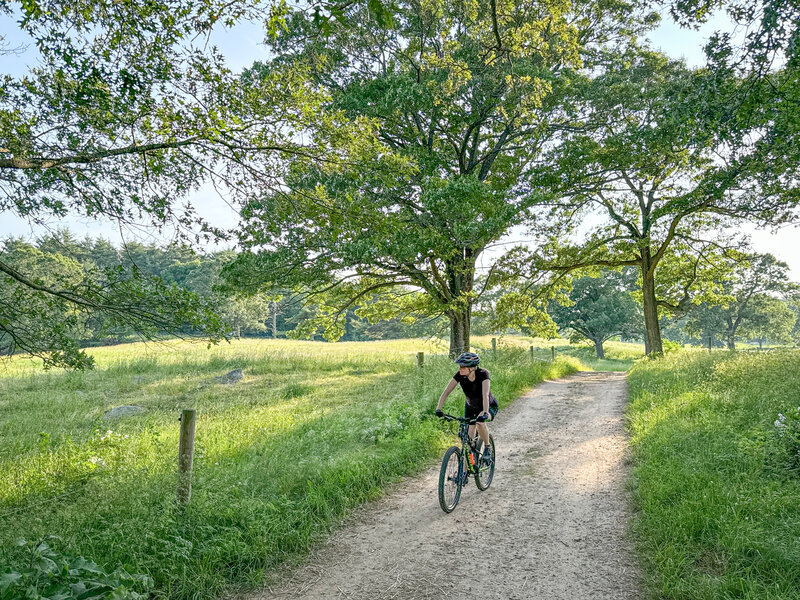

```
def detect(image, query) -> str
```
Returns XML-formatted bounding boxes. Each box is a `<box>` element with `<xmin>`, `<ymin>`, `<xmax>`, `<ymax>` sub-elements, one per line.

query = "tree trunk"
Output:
<box><xmin>443</xmin><ymin>250</ymin><xmax>476</xmax><ymax>358</ymax></box>
<box><xmin>726</xmin><ymin>316</ymin><xmax>735</xmax><ymax>350</ymax></box>
<box><xmin>641</xmin><ymin>249</ymin><xmax>663</xmax><ymax>355</ymax></box>
<box><xmin>448</xmin><ymin>310</ymin><xmax>471</xmax><ymax>358</ymax></box>
<box><xmin>594</xmin><ymin>338</ymin><xmax>605</xmax><ymax>359</ymax></box>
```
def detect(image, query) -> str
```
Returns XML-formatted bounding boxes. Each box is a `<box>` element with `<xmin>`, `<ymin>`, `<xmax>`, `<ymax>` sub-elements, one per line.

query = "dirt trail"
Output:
<box><xmin>250</xmin><ymin>371</ymin><xmax>641</xmax><ymax>600</ymax></box>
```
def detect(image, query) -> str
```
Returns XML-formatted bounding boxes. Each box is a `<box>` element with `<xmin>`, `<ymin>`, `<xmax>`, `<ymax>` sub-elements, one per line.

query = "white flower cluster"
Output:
<box><xmin>773</xmin><ymin>408</ymin><xmax>800</xmax><ymax>434</ymax></box>
<box><xmin>775</xmin><ymin>413</ymin><xmax>786</xmax><ymax>430</ymax></box>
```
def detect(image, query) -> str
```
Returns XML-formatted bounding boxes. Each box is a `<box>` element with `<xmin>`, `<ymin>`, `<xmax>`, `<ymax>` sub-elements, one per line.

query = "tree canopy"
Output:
<box><xmin>224</xmin><ymin>0</ymin><xmax>656</xmax><ymax>356</ymax></box>
<box><xmin>550</xmin><ymin>270</ymin><xmax>642</xmax><ymax>358</ymax></box>
<box><xmin>0</xmin><ymin>0</ymin><xmax>359</xmax><ymax>366</ymax></box>
<box><xmin>527</xmin><ymin>49</ymin><xmax>799</xmax><ymax>354</ymax></box>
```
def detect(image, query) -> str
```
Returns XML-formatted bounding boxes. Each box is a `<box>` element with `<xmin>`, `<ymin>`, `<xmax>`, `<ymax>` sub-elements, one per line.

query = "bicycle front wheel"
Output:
<box><xmin>475</xmin><ymin>435</ymin><xmax>495</xmax><ymax>491</ymax></box>
<box><xmin>438</xmin><ymin>446</ymin><xmax>463</xmax><ymax>513</ymax></box>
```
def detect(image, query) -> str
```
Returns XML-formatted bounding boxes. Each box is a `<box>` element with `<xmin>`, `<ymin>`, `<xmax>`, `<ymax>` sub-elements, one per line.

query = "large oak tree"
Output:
<box><xmin>226</xmin><ymin>0</ymin><xmax>655</xmax><ymax>356</ymax></box>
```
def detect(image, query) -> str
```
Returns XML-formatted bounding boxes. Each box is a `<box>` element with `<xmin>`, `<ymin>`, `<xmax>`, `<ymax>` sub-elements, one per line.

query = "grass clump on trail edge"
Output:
<box><xmin>628</xmin><ymin>350</ymin><xmax>800</xmax><ymax>600</ymax></box>
<box><xmin>0</xmin><ymin>338</ymin><xmax>579</xmax><ymax>600</ymax></box>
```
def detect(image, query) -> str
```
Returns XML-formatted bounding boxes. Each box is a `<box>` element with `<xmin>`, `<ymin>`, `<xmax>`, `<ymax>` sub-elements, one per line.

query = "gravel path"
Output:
<box><xmin>248</xmin><ymin>371</ymin><xmax>641</xmax><ymax>600</ymax></box>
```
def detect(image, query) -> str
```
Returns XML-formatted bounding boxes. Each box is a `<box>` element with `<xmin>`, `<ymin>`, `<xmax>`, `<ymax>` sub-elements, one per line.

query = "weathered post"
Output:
<box><xmin>417</xmin><ymin>351</ymin><xmax>424</xmax><ymax>368</ymax></box>
<box><xmin>530</xmin><ymin>346</ymin><xmax>534</xmax><ymax>359</ymax></box>
<box><xmin>551</xmin><ymin>346</ymin><xmax>555</xmax><ymax>361</ymax></box>
<box><xmin>177</xmin><ymin>409</ymin><xmax>196</xmax><ymax>506</ymax></box>
<box><xmin>491</xmin><ymin>338</ymin><xmax>497</xmax><ymax>354</ymax></box>
<box><xmin>708</xmin><ymin>336</ymin><xmax>712</xmax><ymax>353</ymax></box>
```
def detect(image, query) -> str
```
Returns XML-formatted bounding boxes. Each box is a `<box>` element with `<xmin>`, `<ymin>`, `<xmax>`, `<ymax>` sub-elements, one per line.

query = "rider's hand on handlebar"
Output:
<box><xmin>435</xmin><ymin>409</ymin><xmax>444</xmax><ymax>417</ymax></box>
<box><xmin>477</xmin><ymin>411</ymin><xmax>490</xmax><ymax>422</ymax></box>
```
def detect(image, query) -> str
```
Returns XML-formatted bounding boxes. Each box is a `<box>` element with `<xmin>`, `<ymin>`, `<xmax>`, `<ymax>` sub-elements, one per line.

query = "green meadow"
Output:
<box><xmin>476</xmin><ymin>334</ymin><xmax>644</xmax><ymax>372</ymax></box>
<box><xmin>0</xmin><ymin>337</ymin><xmax>583</xmax><ymax>599</ymax></box>
<box><xmin>628</xmin><ymin>350</ymin><xmax>800</xmax><ymax>599</ymax></box>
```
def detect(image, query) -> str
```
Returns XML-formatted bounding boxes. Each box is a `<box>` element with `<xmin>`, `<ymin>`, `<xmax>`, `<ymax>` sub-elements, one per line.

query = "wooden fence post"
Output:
<box><xmin>551</xmin><ymin>346</ymin><xmax>555</xmax><ymax>361</ymax></box>
<box><xmin>177</xmin><ymin>409</ymin><xmax>196</xmax><ymax>506</ymax></box>
<box><xmin>708</xmin><ymin>336</ymin><xmax>712</xmax><ymax>353</ymax></box>
<box><xmin>530</xmin><ymin>346</ymin><xmax>534</xmax><ymax>359</ymax></box>
<box><xmin>417</xmin><ymin>351</ymin><xmax>424</xmax><ymax>368</ymax></box>
<box><xmin>491</xmin><ymin>338</ymin><xmax>497</xmax><ymax>354</ymax></box>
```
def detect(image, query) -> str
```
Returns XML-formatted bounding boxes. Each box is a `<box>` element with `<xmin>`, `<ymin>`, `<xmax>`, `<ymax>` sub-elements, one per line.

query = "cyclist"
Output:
<box><xmin>435</xmin><ymin>351</ymin><xmax>498</xmax><ymax>464</ymax></box>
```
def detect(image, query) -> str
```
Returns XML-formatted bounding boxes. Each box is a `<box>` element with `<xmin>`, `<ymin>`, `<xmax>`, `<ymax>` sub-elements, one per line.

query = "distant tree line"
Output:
<box><xmin>0</xmin><ymin>230</ymin><xmax>450</xmax><ymax>357</ymax></box>
<box><xmin>6</xmin><ymin>230</ymin><xmax>795</xmax><ymax>362</ymax></box>
<box><xmin>553</xmin><ymin>257</ymin><xmax>800</xmax><ymax>357</ymax></box>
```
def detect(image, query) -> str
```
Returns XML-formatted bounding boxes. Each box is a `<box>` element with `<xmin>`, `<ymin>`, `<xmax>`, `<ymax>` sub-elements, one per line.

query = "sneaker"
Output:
<box><xmin>481</xmin><ymin>447</ymin><xmax>493</xmax><ymax>464</ymax></box>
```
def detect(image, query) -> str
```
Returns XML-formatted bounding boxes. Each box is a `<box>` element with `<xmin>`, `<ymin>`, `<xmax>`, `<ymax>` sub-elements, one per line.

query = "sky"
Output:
<box><xmin>2</xmin><ymin>7</ymin><xmax>799</xmax><ymax>277</ymax></box>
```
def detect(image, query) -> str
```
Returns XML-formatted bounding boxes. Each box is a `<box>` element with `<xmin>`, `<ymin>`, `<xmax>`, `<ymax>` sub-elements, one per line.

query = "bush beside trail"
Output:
<box><xmin>628</xmin><ymin>350</ymin><xmax>800</xmax><ymax>600</ymax></box>
<box><xmin>0</xmin><ymin>338</ymin><xmax>580</xmax><ymax>600</ymax></box>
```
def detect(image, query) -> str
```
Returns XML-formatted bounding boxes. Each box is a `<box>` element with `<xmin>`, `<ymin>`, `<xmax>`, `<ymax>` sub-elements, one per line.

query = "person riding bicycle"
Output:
<box><xmin>435</xmin><ymin>351</ymin><xmax>498</xmax><ymax>464</ymax></box>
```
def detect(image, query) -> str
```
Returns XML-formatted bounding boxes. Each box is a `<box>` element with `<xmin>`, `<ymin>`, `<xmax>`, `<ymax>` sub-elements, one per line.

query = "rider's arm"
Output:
<box><xmin>482</xmin><ymin>378</ymin><xmax>491</xmax><ymax>415</ymax></box>
<box><xmin>436</xmin><ymin>378</ymin><xmax>459</xmax><ymax>411</ymax></box>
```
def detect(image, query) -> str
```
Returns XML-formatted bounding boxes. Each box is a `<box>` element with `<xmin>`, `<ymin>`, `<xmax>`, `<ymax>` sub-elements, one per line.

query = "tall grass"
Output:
<box><xmin>471</xmin><ymin>334</ymin><xmax>644</xmax><ymax>371</ymax></box>
<box><xmin>0</xmin><ymin>338</ymin><xmax>580</xmax><ymax>599</ymax></box>
<box><xmin>628</xmin><ymin>350</ymin><xmax>800</xmax><ymax>599</ymax></box>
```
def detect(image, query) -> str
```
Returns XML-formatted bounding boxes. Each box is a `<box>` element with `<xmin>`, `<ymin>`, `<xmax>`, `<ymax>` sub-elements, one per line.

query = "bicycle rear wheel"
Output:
<box><xmin>474</xmin><ymin>435</ymin><xmax>495</xmax><ymax>491</ymax></box>
<box><xmin>438</xmin><ymin>446</ymin><xmax>463</xmax><ymax>513</ymax></box>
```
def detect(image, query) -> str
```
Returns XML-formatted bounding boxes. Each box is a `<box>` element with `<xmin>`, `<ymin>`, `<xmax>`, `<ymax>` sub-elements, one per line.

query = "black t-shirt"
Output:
<box><xmin>453</xmin><ymin>367</ymin><xmax>497</xmax><ymax>408</ymax></box>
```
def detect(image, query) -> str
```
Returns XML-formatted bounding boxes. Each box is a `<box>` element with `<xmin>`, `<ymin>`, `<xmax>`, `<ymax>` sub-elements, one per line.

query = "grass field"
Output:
<box><xmin>0</xmin><ymin>337</ymin><xmax>583</xmax><ymax>599</ymax></box>
<box><xmin>472</xmin><ymin>334</ymin><xmax>644</xmax><ymax>371</ymax></box>
<box><xmin>628</xmin><ymin>350</ymin><xmax>800</xmax><ymax>599</ymax></box>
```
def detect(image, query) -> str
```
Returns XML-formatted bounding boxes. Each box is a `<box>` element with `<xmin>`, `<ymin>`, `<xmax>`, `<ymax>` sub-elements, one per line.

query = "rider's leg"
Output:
<box><xmin>476</xmin><ymin>422</ymin><xmax>490</xmax><ymax>448</ymax></box>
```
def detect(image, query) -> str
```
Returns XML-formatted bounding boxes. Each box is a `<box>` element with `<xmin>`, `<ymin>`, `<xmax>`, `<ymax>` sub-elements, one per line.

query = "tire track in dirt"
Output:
<box><xmin>247</xmin><ymin>371</ymin><xmax>641</xmax><ymax>600</ymax></box>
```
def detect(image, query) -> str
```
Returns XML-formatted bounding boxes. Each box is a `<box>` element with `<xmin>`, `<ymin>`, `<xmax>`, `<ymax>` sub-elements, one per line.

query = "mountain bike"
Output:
<box><xmin>437</xmin><ymin>414</ymin><xmax>495</xmax><ymax>513</ymax></box>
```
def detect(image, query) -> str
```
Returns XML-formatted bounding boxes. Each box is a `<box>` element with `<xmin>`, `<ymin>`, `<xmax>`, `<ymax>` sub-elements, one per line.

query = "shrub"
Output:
<box><xmin>0</xmin><ymin>538</ymin><xmax>152</xmax><ymax>600</ymax></box>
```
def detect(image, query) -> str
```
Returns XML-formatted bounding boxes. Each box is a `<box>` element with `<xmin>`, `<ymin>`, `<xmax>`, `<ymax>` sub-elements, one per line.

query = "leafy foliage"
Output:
<box><xmin>529</xmin><ymin>49</ymin><xmax>799</xmax><ymax>354</ymax></box>
<box><xmin>683</xmin><ymin>253</ymin><xmax>795</xmax><ymax>349</ymax></box>
<box><xmin>738</xmin><ymin>294</ymin><xmax>797</xmax><ymax>347</ymax></box>
<box><xmin>0</xmin><ymin>0</ymin><xmax>371</xmax><ymax>367</ymax></box>
<box><xmin>0</xmin><ymin>537</ymin><xmax>151</xmax><ymax>600</ymax></box>
<box><xmin>226</xmin><ymin>0</ymin><xmax>655</xmax><ymax>356</ymax></box>
<box><xmin>0</xmin><ymin>238</ymin><xmax>227</xmax><ymax>369</ymax></box>
<box><xmin>549</xmin><ymin>270</ymin><xmax>642</xmax><ymax>358</ymax></box>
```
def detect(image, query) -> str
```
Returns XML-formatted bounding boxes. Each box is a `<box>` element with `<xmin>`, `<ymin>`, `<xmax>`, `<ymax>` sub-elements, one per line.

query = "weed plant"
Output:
<box><xmin>628</xmin><ymin>350</ymin><xmax>800</xmax><ymax>599</ymax></box>
<box><xmin>0</xmin><ymin>338</ymin><xmax>579</xmax><ymax>599</ymax></box>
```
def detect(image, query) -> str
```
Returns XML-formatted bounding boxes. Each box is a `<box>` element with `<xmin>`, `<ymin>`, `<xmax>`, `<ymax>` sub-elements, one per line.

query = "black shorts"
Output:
<box><xmin>464</xmin><ymin>401</ymin><xmax>498</xmax><ymax>421</ymax></box>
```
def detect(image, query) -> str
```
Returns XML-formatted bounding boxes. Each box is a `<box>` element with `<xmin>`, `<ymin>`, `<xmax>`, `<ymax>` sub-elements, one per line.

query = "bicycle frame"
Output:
<box><xmin>438</xmin><ymin>413</ymin><xmax>495</xmax><ymax>512</ymax></box>
<box><xmin>443</xmin><ymin>415</ymin><xmax>489</xmax><ymax>483</ymax></box>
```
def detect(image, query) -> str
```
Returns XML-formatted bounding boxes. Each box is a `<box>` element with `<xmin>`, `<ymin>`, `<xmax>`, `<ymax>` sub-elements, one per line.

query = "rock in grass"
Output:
<box><xmin>214</xmin><ymin>369</ymin><xmax>243</xmax><ymax>384</ymax></box>
<box><xmin>103</xmin><ymin>405</ymin><xmax>146</xmax><ymax>419</ymax></box>
<box><xmin>131</xmin><ymin>375</ymin><xmax>147</xmax><ymax>385</ymax></box>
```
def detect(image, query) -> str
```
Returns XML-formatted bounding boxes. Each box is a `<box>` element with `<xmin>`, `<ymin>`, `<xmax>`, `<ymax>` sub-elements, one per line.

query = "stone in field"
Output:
<box><xmin>214</xmin><ymin>369</ymin><xmax>244</xmax><ymax>384</ymax></box>
<box><xmin>103</xmin><ymin>405</ymin><xmax>146</xmax><ymax>419</ymax></box>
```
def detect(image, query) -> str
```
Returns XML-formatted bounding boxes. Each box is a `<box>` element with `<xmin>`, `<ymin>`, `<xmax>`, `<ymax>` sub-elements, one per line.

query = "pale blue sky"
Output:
<box><xmin>1</xmin><ymin>7</ymin><xmax>798</xmax><ymax>276</ymax></box>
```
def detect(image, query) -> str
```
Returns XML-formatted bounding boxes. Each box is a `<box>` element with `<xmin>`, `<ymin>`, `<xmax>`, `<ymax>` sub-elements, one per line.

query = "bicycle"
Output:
<box><xmin>437</xmin><ymin>413</ymin><xmax>496</xmax><ymax>513</ymax></box>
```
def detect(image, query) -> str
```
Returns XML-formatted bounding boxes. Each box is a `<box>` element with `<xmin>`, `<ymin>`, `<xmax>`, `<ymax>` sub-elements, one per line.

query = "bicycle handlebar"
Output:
<box><xmin>438</xmin><ymin>413</ymin><xmax>489</xmax><ymax>424</ymax></box>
